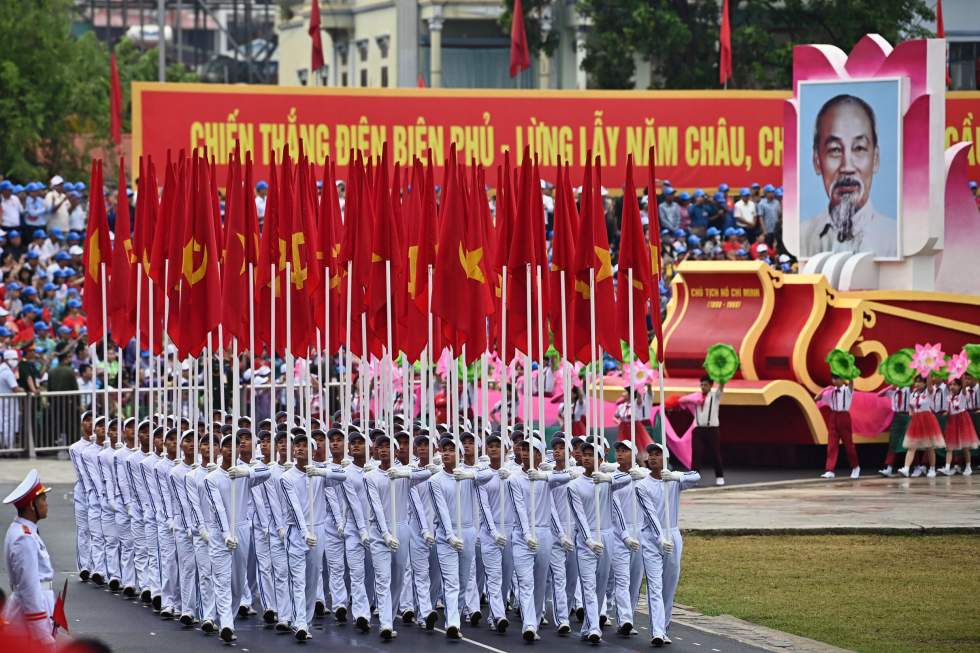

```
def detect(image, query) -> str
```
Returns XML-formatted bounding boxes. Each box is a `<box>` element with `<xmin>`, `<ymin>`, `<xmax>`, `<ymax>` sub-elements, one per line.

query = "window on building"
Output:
<box><xmin>360</xmin><ymin>69</ymin><xmax>368</xmax><ymax>87</ymax></box>
<box><xmin>381</xmin><ymin>66</ymin><xmax>389</xmax><ymax>87</ymax></box>
<box><xmin>342</xmin><ymin>72</ymin><xmax>348</xmax><ymax>86</ymax></box>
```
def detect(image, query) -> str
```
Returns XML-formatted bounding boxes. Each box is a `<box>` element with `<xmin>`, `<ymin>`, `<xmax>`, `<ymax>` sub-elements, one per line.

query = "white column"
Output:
<box><xmin>539</xmin><ymin>5</ymin><xmax>553</xmax><ymax>89</ymax></box>
<box><xmin>575</xmin><ymin>26</ymin><xmax>588</xmax><ymax>90</ymax></box>
<box><xmin>429</xmin><ymin>7</ymin><xmax>444</xmax><ymax>88</ymax></box>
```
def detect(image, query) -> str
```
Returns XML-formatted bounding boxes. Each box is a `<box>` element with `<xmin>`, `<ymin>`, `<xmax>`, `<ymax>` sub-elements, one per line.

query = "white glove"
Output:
<box><xmin>340</xmin><ymin>457</ymin><xmax>353</xmax><ymax>468</ymax></box>
<box><xmin>384</xmin><ymin>533</ymin><xmax>400</xmax><ymax>550</ymax></box>
<box><xmin>453</xmin><ymin>467</ymin><xmax>476</xmax><ymax>481</ymax></box>
<box><xmin>127</xmin><ymin>505</ymin><xmax>134</xmax><ymax>518</ymax></box>
<box><xmin>199</xmin><ymin>527</ymin><xmax>210</xmax><ymax>543</ymax></box>
<box><xmin>225</xmin><ymin>536</ymin><xmax>238</xmax><ymax>551</ymax></box>
<box><xmin>282</xmin><ymin>461</ymin><xmax>295</xmax><ymax>470</ymax></box>
<box><xmin>527</xmin><ymin>537</ymin><xmax>539</xmax><ymax>552</ymax></box>
<box><xmin>587</xmin><ymin>539</ymin><xmax>604</xmax><ymax>555</ymax></box>
<box><xmin>661</xmin><ymin>469</ymin><xmax>685</xmax><ymax>482</ymax></box>
<box><xmin>277</xmin><ymin>527</ymin><xmax>286</xmax><ymax>541</ymax></box>
<box><xmin>360</xmin><ymin>531</ymin><xmax>370</xmax><ymax>546</ymax></box>
<box><xmin>425</xmin><ymin>463</ymin><xmax>441</xmax><ymax>474</ymax></box>
<box><xmin>560</xmin><ymin>535</ymin><xmax>574</xmax><ymax>552</ymax></box>
<box><xmin>568</xmin><ymin>467</ymin><xmax>584</xmax><ymax>480</ymax></box>
<box><xmin>538</xmin><ymin>462</ymin><xmax>555</xmax><ymax>472</ymax></box>
<box><xmin>336</xmin><ymin>523</ymin><xmax>345</xmax><ymax>538</ymax></box>
<box><xmin>109</xmin><ymin>499</ymin><xmax>118</xmax><ymax>511</ymax></box>
<box><xmin>364</xmin><ymin>461</ymin><xmax>379</xmax><ymax>473</ymax></box>
<box><xmin>477</xmin><ymin>455</ymin><xmax>491</xmax><ymax>467</ymax></box>
<box><xmin>494</xmin><ymin>533</ymin><xmax>508</xmax><ymax>548</ymax></box>
<box><xmin>661</xmin><ymin>539</ymin><xmax>675</xmax><ymax>555</ymax></box>
<box><xmin>206</xmin><ymin>463</ymin><xmax>218</xmax><ymax>472</ymax></box>
<box><xmin>248</xmin><ymin>459</ymin><xmax>260</xmax><ymax>467</ymax></box>
<box><xmin>431</xmin><ymin>453</ymin><xmax>443</xmax><ymax>467</ymax></box>
<box><xmin>304</xmin><ymin>532</ymin><xmax>318</xmax><ymax>547</ymax></box>
<box><xmin>114</xmin><ymin>441</ymin><xmax>124</xmax><ymax>449</ymax></box>
<box><xmin>625</xmin><ymin>537</ymin><xmax>641</xmax><ymax>552</ymax></box>
<box><xmin>307</xmin><ymin>466</ymin><xmax>327</xmax><ymax>477</ymax></box>
<box><xmin>497</xmin><ymin>468</ymin><xmax>512</xmax><ymax>480</ymax></box>
<box><xmin>423</xmin><ymin>531</ymin><xmax>436</xmax><ymax>547</ymax></box>
<box><xmin>450</xmin><ymin>536</ymin><xmax>465</xmax><ymax>552</ymax></box>
<box><xmin>599</xmin><ymin>462</ymin><xmax>619</xmax><ymax>474</ymax></box>
<box><xmin>592</xmin><ymin>472</ymin><xmax>613</xmax><ymax>484</ymax></box>
<box><xmin>228</xmin><ymin>465</ymin><xmax>250</xmax><ymax>480</ymax></box>
<box><xmin>387</xmin><ymin>466</ymin><xmax>410</xmax><ymax>479</ymax></box>
<box><xmin>529</xmin><ymin>469</ymin><xmax>551</xmax><ymax>482</ymax></box>
<box><xmin>191</xmin><ymin>462</ymin><xmax>200</xmax><ymax>469</ymax></box>
<box><xmin>629</xmin><ymin>467</ymin><xmax>651</xmax><ymax>481</ymax></box>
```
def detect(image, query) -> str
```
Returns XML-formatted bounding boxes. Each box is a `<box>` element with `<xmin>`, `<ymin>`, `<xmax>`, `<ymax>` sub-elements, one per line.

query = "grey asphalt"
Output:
<box><xmin>0</xmin><ymin>482</ymin><xmax>771</xmax><ymax>653</ymax></box>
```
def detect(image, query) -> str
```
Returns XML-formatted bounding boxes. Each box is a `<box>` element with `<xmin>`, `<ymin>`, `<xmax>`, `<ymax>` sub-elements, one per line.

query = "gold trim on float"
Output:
<box><xmin>845</xmin><ymin>290</ymin><xmax>980</xmax><ymax>307</ymax></box>
<box><xmin>662</xmin><ymin>277</ymin><xmax>689</xmax><ymax>365</ymax></box>
<box><xmin>852</xmin><ymin>340</ymin><xmax>887</xmax><ymax>392</ymax></box>
<box><xmin>860</xmin><ymin>301</ymin><xmax>980</xmax><ymax>336</ymax></box>
<box><xmin>784</xmin><ymin>274</ymin><xmax>830</xmax><ymax>395</ymax></box>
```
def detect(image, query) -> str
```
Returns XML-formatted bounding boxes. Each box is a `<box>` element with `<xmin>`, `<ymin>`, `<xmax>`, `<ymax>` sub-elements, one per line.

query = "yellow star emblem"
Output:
<box><xmin>87</xmin><ymin>230</ymin><xmax>101</xmax><ymax>281</ymax></box>
<box><xmin>182</xmin><ymin>238</ymin><xmax>208</xmax><ymax>286</ymax></box>
<box><xmin>594</xmin><ymin>246</ymin><xmax>613</xmax><ymax>282</ymax></box>
<box><xmin>458</xmin><ymin>244</ymin><xmax>486</xmax><ymax>284</ymax></box>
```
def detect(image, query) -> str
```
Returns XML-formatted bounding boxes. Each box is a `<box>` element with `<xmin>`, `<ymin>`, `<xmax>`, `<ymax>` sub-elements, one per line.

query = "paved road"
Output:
<box><xmin>1</xmin><ymin>482</ymin><xmax>770</xmax><ymax>653</ymax></box>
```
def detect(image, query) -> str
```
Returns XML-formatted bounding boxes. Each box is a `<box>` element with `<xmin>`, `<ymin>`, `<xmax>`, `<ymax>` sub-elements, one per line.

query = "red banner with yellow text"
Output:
<box><xmin>133</xmin><ymin>83</ymin><xmax>980</xmax><ymax>190</ymax></box>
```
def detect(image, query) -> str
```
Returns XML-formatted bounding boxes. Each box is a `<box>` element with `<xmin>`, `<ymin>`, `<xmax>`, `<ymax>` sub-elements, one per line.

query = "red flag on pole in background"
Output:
<box><xmin>549</xmin><ymin>161</ymin><xmax>578</xmax><ymax>359</ymax></box>
<box><xmin>221</xmin><ymin>149</ymin><xmax>250</xmax><ymax>344</ymax></box>
<box><xmin>509</xmin><ymin>0</ymin><xmax>531</xmax><ymax>78</ymax></box>
<box><xmin>617</xmin><ymin>155</ymin><xmax>652</xmax><ymax>363</ymax></box>
<box><xmin>719</xmin><ymin>0</ymin><xmax>732</xmax><ymax>86</ymax></box>
<box><xmin>108</xmin><ymin>159</ymin><xmax>135</xmax><ymax>347</ymax></box>
<box><xmin>109</xmin><ymin>52</ymin><xmax>123</xmax><ymax>146</ymax></box>
<box><xmin>417</xmin><ymin>72</ymin><xmax>426</xmax><ymax>88</ymax></box>
<box><xmin>316</xmin><ymin>161</ymin><xmax>347</xmax><ymax>354</ymax></box>
<box><xmin>82</xmin><ymin>160</ymin><xmax>112</xmax><ymax>345</ymax></box>
<box><xmin>173</xmin><ymin>154</ymin><xmax>222</xmax><ymax>359</ymax></box>
<box><xmin>132</xmin><ymin>157</ymin><xmax>163</xmax><ymax>353</ymax></box>
<box><xmin>648</xmin><ymin>147</ymin><xmax>665</xmax><ymax>364</ymax></box>
<box><xmin>309</xmin><ymin>0</ymin><xmax>325</xmax><ymax>73</ymax></box>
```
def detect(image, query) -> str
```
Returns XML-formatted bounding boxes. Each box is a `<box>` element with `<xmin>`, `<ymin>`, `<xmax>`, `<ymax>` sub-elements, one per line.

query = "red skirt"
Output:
<box><xmin>572</xmin><ymin>419</ymin><xmax>586</xmax><ymax>436</ymax></box>
<box><xmin>903</xmin><ymin>412</ymin><xmax>945</xmax><ymax>450</ymax></box>
<box><xmin>944</xmin><ymin>412</ymin><xmax>980</xmax><ymax>450</ymax></box>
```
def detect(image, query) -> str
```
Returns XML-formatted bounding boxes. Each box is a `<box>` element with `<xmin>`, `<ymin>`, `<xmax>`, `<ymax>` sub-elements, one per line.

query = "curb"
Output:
<box><xmin>681</xmin><ymin>526</ymin><xmax>980</xmax><ymax>535</ymax></box>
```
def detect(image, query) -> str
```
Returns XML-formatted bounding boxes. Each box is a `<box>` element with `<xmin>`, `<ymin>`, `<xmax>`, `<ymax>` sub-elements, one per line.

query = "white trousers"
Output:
<box><xmin>251</xmin><ymin>526</ymin><xmax>276</xmax><ymax>613</ymax></box>
<box><xmin>102</xmin><ymin>506</ymin><xmax>120</xmax><ymax>582</ymax></box>
<box><xmin>130</xmin><ymin>516</ymin><xmax>148</xmax><ymax>592</ymax></box>
<box><xmin>370</xmin><ymin>521</ymin><xmax>410</xmax><ymax>629</ymax></box>
<box><xmin>408</xmin><ymin>526</ymin><xmax>440</xmax><ymax>618</ymax></box>
<box><xmin>192</xmin><ymin>532</ymin><xmax>216</xmax><ymax>623</ymax></box>
<box><xmin>512</xmin><ymin>527</ymin><xmax>554</xmax><ymax>632</ymax></box>
<box><xmin>144</xmin><ymin>518</ymin><xmax>160</xmax><ymax>596</ymax></box>
<box><xmin>478</xmin><ymin>529</ymin><xmax>513</xmax><ymax>624</ymax></box>
<box><xmin>575</xmin><ymin>529</ymin><xmax>613</xmax><ymax>638</ymax></box>
<box><xmin>547</xmin><ymin>537</ymin><xmax>570</xmax><ymax>627</ymax></box>
<box><xmin>174</xmin><ymin>528</ymin><xmax>197</xmax><ymax>616</ymax></box>
<box><xmin>318</xmin><ymin>522</ymin><xmax>348</xmax><ymax>612</ymax></box>
<box><xmin>73</xmin><ymin>489</ymin><xmax>91</xmax><ymax>573</ymax></box>
<box><xmin>156</xmin><ymin>520</ymin><xmax>178</xmax><ymax>610</ymax></box>
<box><xmin>434</xmin><ymin>526</ymin><xmax>475</xmax><ymax>630</ymax></box>
<box><xmin>609</xmin><ymin>534</ymin><xmax>642</xmax><ymax>627</ymax></box>
<box><xmin>638</xmin><ymin>530</ymin><xmax>666</xmax><ymax>637</ymax></box>
<box><xmin>209</xmin><ymin>527</ymin><xmax>248</xmax><ymax>631</ymax></box>
<box><xmin>268</xmin><ymin>529</ymin><xmax>293</xmax><ymax>624</ymax></box>
<box><xmin>343</xmin><ymin>530</ymin><xmax>371</xmax><ymax>621</ymax></box>
<box><xmin>661</xmin><ymin>528</ymin><xmax>683</xmax><ymax>632</ymax></box>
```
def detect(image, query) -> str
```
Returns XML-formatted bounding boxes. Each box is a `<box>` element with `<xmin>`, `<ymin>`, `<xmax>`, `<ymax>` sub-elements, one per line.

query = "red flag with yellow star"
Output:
<box><xmin>221</xmin><ymin>148</ymin><xmax>250</xmax><ymax>344</ymax></box>
<box><xmin>173</xmin><ymin>153</ymin><xmax>222</xmax><ymax>358</ymax></box>
<box><xmin>617</xmin><ymin>155</ymin><xmax>652</xmax><ymax>363</ymax></box>
<box><xmin>81</xmin><ymin>160</ymin><xmax>112</xmax><ymax>345</ymax></box>
<box><xmin>647</xmin><ymin>146</ymin><xmax>665</xmax><ymax>364</ymax></box>
<box><xmin>432</xmin><ymin>147</ymin><xmax>493</xmax><ymax>361</ymax></box>
<box><xmin>549</xmin><ymin>161</ymin><xmax>578</xmax><ymax>358</ymax></box>
<box><xmin>132</xmin><ymin>157</ymin><xmax>164</xmax><ymax>353</ymax></box>
<box><xmin>572</xmin><ymin>154</ymin><xmax>619</xmax><ymax>362</ymax></box>
<box><xmin>108</xmin><ymin>159</ymin><xmax>136</xmax><ymax>347</ymax></box>
<box><xmin>316</xmin><ymin>160</ymin><xmax>347</xmax><ymax>355</ymax></box>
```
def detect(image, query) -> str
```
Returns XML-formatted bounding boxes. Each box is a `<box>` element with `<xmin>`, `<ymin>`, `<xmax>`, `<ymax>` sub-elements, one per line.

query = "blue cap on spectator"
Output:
<box><xmin>663</xmin><ymin>187</ymin><xmax>675</xmax><ymax>196</ymax></box>
<box><xmin>692</xmin><ymin>248</ymin><xmax>703</xmax><ymax>257</ymax></box>
<box><xmin>775</xmin><ymin>188</ymin><xmax>783</xmax><ymax>198</ymax></box>
<box><xmin>34</xmin><ymin>321</ymin><xmax>48</xmax><ymax>331</ymax></box>
<box><xmin>75</xmin><ymin>182</ymin><xmax>86</xmax><ymax>191</ymax></box>
<box><xmin>678</xmin><ymin>191</ymin><xmax>690</xmax><ymax>201</ymax></box>
<box><xmin>673</xmin><ymin>229</ymin><xmax>686</xmax><ymax>238</ymax></box>
<box><xmin>13</xmin><ymin>184</ymin><xmax>24</xmax><ymax>193</ymax></box>
<box><xmin>36</xmin><ymin>269</ymin><xmax>46</xmax><ymax>279</ymax></box>
<box><xmin>26</xmin><ymin>251</ymin><xmax>39</xmax><ymax>260</ymax></box>
<box><xmin>8</xmin><ymin>230</ymin><xmax>20</xmax><ymax>239</ymax></box>
<box><xmin>256</xmin><ymin>180</ymin><xmax>269</xmax><ymax>191</ymax></box>
<box><xmin>5</xmin><ymin>282</ymin><xmax>19</xmax><ymax>292</ymax></box>
<box><xmin>763</xmin><ymin>184</ymin><xmax>775</xmax><ymax>193</ymax></box>
<box><xmin>660</xmin><ymin>228</ymin><xmax>670</xmax><ymax>236</ymax></box>
<box><xmin>724</xmin><ymin>227</ymin><xmax>737</xmax><ymax>237</ymax></box>
<box><xmin>63</xmin><ymin>182</ymin><xmax>75</xmax><ymax>192</ymax></box>
<box><xmin>735</xmin><ymin>227</ymin><xmax>746</xmax><ymax>236</ymax></box>
<box><xmin>67</xmin><ymin>299</ymin><xmax>82</xmax><ymax>309</ymax></box>
<box><xmin>713</xmin><ymin>191</ymin><xmax>725</xmax><ymax>202</ymax></box>
<box><xmin>79</xmin><ymin>326</ymin><xmax>88</xmax><ymax>334</ymax></box>
<box><xmin>0</xmin><ymin>181</ymin><xmax>12</xmax><ymax>192</ymax></box>
<box><xmin>736</xmin><ymin>248</ymin><xmax>748</xmax><ymax>256</ymax></box>
<box><xmin>52</xmin><ymin>270</ymin><xmax>65</xmax><ymax>279</ymax></box>
<box><xmin>970</xmin><ymin>180</ymin><xmax>978</xmax><ymax>190</ymax></box>
<box><xmin>751</xmin><ymin>182</ymin><xmax>760</xmax><ymax>189</ymax></box>
<box><xmin>0</xmin><ymin>327</ymin><xmax>10</xmax><ymax>337</ymax></box>
<box><xmin>57</xmin><ymin>325</ymin><xmax>71</xmax><ymax>336</ymax></box>
<box><xmin>50</xmin><ymin>228</ymin><xmax>63</xmax><ymax>239</ymax></box>
<box><xmin>22</xmin><ymin>304</ymin><xmax>38</xmax><ymax>314</ymax></box>
<box><xmin>24</xmin><ymin>182</ymin><xmax>36</xmax><ymax>192</ymax></box>
<box><xmin>22</xmin><ymin>287</ymin><xmax>36</xmax><ymax>296</ymax></box>
<box><xmin>739</xmin><ymin>188</ymin><xmax>750</xmax><ymax>197</ymax></box>
<box><xmin>693</xmin><ymin>189</ymin><xmax>704</xmax><ymax>198</ymax></box>
<box><xmin>706</xmin><ymin>227</ymin><xmax>720</xmax><ymax>238</ymax></box>
<box><xmin>718</xmin><ymin>183</ymin><xmax>730</xmax><ymax>192</ymax></box>
<box><xmin>67</xmin><ymin>288</ymin><xmax>79</xmax><ymax>297</ymax></box>
<box><xmin>63</xmin><ymin>267</ymin><xmax>75</xmax><ymax>276</ymax></box>
<box><xmin>68</xmin><ymin>191</ymin><xmax>81</xmax><ymax>199</ymax></box>
<box><xmin>687</xmin><ymin>235</ymin><xmax>701</xmax><ymax>246</ymax></box>
<box><xmin>43</xmin><ymin>282</ymin><xmax>56</xmax><ymax>292</ymax></box>
<box><xmin>67</xmin><ymin>231</ymin><xmax>81</xmax><ymax>242</ymax></box>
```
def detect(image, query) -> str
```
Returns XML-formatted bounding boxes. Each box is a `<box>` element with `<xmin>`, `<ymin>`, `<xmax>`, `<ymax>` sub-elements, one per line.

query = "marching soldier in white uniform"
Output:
<box><xmin>3</xmin><ymin>469</ymin><xmax>56</xmax><ymax>646</ymax></box>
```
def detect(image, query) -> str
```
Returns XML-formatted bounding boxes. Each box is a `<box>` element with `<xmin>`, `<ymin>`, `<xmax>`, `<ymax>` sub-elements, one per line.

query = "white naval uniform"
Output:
<box><xmin>168</xmin><ymin>460</ymin><xmax>198</xmax><ymax>617</ymax></box>
<box><xmin>334</xmin><ymin>463</ymin><xmax>372</xmax><ymax>623</ymax></box>
<box><xmin>204</xmin><ymin>463</ymin><xmax>270</xmax><ymax>632</ymax></box>
<box><xmin>97</xmin><ymin>441</ymin><xmax>122</xmax><ymax>583</ymax></box>
<box><xmin>123</xmin><ymin>446</ymin><xmax>149</xmax><ymax>593</ymax></box>
<box><xmin>68</xmin><ymin>437</ymin><xmax>92</xmax><ymax>575</ymax></box>
<box><xmin>281</xmin><ymin>464</ymin><xmax>329</xmax><ymax>630</ymax></box>
<box><xmin>609</xmin><ymin>473</ymin><xmax>643</xmax><ymax>629</ymax></box>
<box><xmin>567</xmin><ymin>472</ymin><xmax>630</xmax><ymax>639</ymax></box>
<box><xmin>633</xmin><ymin>477</ymin><xmax>668</xmax><ymax>637</ymax></box>
<box><xmin>112</xmin><ymin>444</ymin><xmax>136</xmax><ymax>590</ymax></box>
<box><xmin>475</xmin><ymin>465</ymin><xmax>515</xmax><ymax>626</ymax></box>
<box><xmin>406</xmin><ymin>464</ymin><xmax>440</xmax><ymax>621</ymax></box>
<box><xmin>429</xmin><ymin>467</ymin><xmax>478</xmax><ymax>630</ymax></box>
<box><xmin>508</xmin><ymin>469</ymin><xmax>571</xmax><ymax>634</ymax></box>
<box><xmin>153</xmin><ymin>454</ymin><xmax>179</xmax><ymax>612</ymax></box>
<box><xmin>3</xmin><ymin>517</ymin><xmax>56</xmax><ymax>644</ymax></box>
<box><xmin>135</xmin><ymin>451</ymin><xmax>161</xmax><ymax>598</ymax></box>
<box><xmin>550</xmin><ymin>463</ymin><xmax>581</xmax><ymax>623</ymax></box>
<box><xmin>187</xmin><ymin>462</ymin><xmax>217</xmax><ymax>623</ymax></box>
<box><xmin>660</xmin><ymin>471</ymin><xmax>699</xmax><ymax>632</ymax></box>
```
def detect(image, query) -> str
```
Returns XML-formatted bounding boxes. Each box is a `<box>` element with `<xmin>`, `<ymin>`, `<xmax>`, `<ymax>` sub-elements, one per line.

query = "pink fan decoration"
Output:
<box><xmin>946</xmin><ymin>350</ymin><xmax>969</xmax><ymax>381</ymax></box>
<box><xmin>911</xmin><ymin>343</ymin><xmax>945</xmax><ymax>377</ymax></box>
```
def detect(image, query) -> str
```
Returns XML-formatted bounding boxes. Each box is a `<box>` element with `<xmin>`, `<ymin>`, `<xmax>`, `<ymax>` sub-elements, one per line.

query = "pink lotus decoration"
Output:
<box><xmin>626</xmin><ymin>361</ymin><xmax>654</xmax><ymax>387</ymax></box>
<box><xmin>911</xmin><ymin>343</ymin><xmax>946</xmax><ymax>377</ymax></box>
<box><xmin>946</xmin><ymin>350</ymin><xmax>969</xmax><ymax>381</ymax></box>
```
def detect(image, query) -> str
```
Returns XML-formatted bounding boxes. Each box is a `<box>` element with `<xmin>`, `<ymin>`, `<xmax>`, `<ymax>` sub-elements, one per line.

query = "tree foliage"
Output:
<box><xmin>577</xmin><ymin>0</ymin><xmax>935</xmax><ymax>90</ymax></box>
<box><xmin>0</xmin><ymin>0</ymin><xmax>197</xmax><ymax>181</ymax></box>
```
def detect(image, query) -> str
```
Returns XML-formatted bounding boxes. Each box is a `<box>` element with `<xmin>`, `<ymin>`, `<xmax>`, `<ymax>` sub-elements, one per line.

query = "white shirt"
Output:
<box><xmin>824</xmin><ymin>385</ymin><xmax>853</xmax><ymax>412</ymax></box>
<box><xmin>68</xmin><ymin>204</ymin><xmax>86</xmax><ymax>232</ymax></box>
<box><xmin>44</xmin><ymin>190</ymin><xmax>70</xmax><ymax>231</ymax></box>
<box><xmin>1</xmin><ymin>195</ymin><xmax>23</xmax><ymax>228</ymax></box>
<box><xmin>3</xmin><ymin>517</ymin><xmax>55</xmax><ymax>644</ymax></box>
<box><xmin>734</xmin><ymin>199</ymin><xmax>757</xmax><ymax>229</ymax></box>
<box><xmin>694</xmin><ymin>388</ymin><xmax>722</xmax><ymax>426</ymax></box>
<box><xmin>255</xmin><ymin>195</ymin><xmax>267</xmax><ymax>219</ymax></box>
<box><xmin>0</xmin><ymin>363</ymin><xmax>18</xmax><ymax>393</ymax></box>
<box><xmin>800</xmin><ymin>201</ymin><xmax>896</xmax><ymax>258</ymax></box>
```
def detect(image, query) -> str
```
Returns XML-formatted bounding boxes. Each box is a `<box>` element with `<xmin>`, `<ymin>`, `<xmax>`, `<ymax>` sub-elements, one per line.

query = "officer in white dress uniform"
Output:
<box><xmin>3</xmin><ymin>469</ymin><xmax>56</xmax><ymax>646</ymax></box>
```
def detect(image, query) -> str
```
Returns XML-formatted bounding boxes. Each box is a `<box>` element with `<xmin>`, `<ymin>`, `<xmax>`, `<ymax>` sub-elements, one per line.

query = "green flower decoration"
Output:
<box><xmin>879</xmin><ymin>349</ymin><xmax>916</xmax><ymax>388</ymax></box>
<box><xmin>966</xmin><ymin>344</ymin><xmax>980</xmax><ymax>378</ymax></box>
<box><xmin>703</xmin><ymin>343</ymin><xmax>739</xmax><ymax>383</ymax></box>
<box><xmin>826</xmin><ymin>348</ymin><xmax>860</xmax><ymax>381</ymax></box>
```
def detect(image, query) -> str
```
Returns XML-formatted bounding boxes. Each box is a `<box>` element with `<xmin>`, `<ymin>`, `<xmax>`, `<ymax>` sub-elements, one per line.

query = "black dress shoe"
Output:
<box><xmin>79</xmin><ymin>570</ymin><xmax>90</xmax><ymax>582</ymax></box>
<box><xmin>140</xmin><ymin>589</ymin><xmax>152</xmax><ymax>603</ymax></box>
<box><xmin>263</xmin><ymin>609</ymin><xmax>276</xmax><ymax>624</ymax></box>
<box><xmin>496</xmin><ymin>617</ymin><xmax>509</xmax><ymax>634</ymax></box>
<box><xmin>314</xmin><ymin>600</ymin><xmax>326</xmax><ymax>618</ymax></box>
<box><xmin>92</xmin><ymin>573</ymin><xmax>105</xmax><ymax>586</ymax></box>
<box><xmin>355</xmin><ymin>616</ymin><xmax>370</xmax><ymax>632</ymax></box>
<box><xmin>446</xmin><ymin>625</ymin><xmax>461</xmax><ymax>640</ymax></box>
<box><xmin>469</xmin><ymin>611</ymin><xmax>482</xmax><ymax>627</ymax></box>
<box><xmin>425</xmin><ymin>610</ymin><xmax>438</xmax><ymax>631</ymax></box>
<box><xmin>123</xmin><ymin>586</ymin><xmax>136</xmax><ymax>598</ymax></box>
<box><xmin>237</xmin><ymin>605</ymin><xmax>249</xmax><ymax>618</ymax></box>
<box><xmin>617</xmin><ymin>622</ymin><xmax>633</xmax><ymax>637</ymax></box>
<box><xmin>108</xmin><ymin>579</ymin><xmax>121</xmax><ymax>592</ymax></box>
<box><xmin>152</xmin><ymin>595</ymin><xmax>162</xmax><ymax>611</ymax></box>
<box><xmin>381</xmin><ymin>627</ymin><xmax>393</xmax><ymax>641</ymax></box>
<box><xmin>402</xmin><ymin>609</ymin><xmax>415</xmax><ymax>624</ymax></box>
<box><xmin>335</xmin><ymin>606</ymin><xmax>348</xmax><ymax>623</ymax></box>
<box><xmin>220</xmin><ymin>627</ymin><xmax>236</xmax><ymax>643</ymax></box>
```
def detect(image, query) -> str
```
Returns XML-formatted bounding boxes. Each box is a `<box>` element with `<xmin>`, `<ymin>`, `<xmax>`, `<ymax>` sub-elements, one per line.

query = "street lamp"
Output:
<box><xmin>297</xmin><ymin>68</ymin><xmax>309</xmax><ymax>86</ymax></box>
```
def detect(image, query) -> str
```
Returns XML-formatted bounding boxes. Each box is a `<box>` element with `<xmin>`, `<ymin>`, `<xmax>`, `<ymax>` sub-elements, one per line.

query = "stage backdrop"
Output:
<box><xmin>131</xmin><ymin>83</ymin><xmax>980</xmax><ymax>191</ymax></box>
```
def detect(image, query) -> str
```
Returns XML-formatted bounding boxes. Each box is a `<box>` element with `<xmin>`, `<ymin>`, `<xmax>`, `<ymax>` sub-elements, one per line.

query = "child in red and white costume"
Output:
<box><xmin>897</xmin><ymin>376</ymin><xmax>946</xmax><ymax>478</ymax></box>
<box><xmin>941</xmin><ymin>377</ymin><xmax>979</xmax><ymax>476</ymax></box>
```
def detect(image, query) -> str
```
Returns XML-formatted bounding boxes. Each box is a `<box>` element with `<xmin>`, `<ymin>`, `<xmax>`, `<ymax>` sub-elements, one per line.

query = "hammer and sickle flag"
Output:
<box><xmin>81</xmin><ymin>159</ymin><xmax>113</xmax><ymax>345</ymax></box>
<box><xmin>616</xmin><ymin>155</ymin><xmax>653</xmax><ymax>363</ymax></box>
<box><xmin>174</xmin><ymin>153</ymin><xmax>222</xmax><ymax>359</ymax></box>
